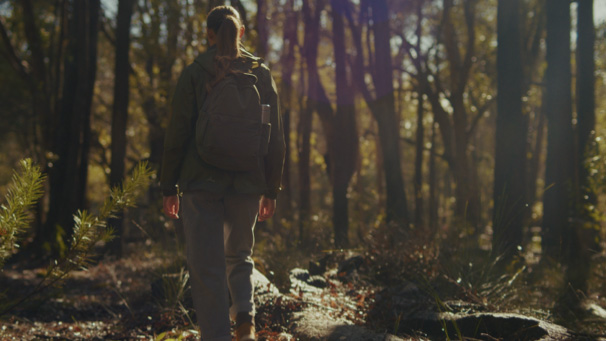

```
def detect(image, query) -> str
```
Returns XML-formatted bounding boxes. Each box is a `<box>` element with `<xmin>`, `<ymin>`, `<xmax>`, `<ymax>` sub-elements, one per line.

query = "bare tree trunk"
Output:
<box><xmin>330</xmin><ymin>0</ymin><xmax>358</xmax><ymax>248</ymax></box>
<box><xmin>576</xmin><ymin>1</ymin><xmax>596</xmax><ymax>161</ymax></box>
<box><xmin>298</xmin><ymin>1</ymin><xmax>314</xmax><ymax>243</ymax></box>
<box><xmin>294</xmin><ymin>37</ymin><xmax>310</xmax><ymax>244</ymax></box>
<box><xmin>277</xmin><ymin>0</ymin><xmax>297</xmax><ymax>232</ymax></box>
<box><xmin>44</xmin><ymin>0</ymin><xmax>100</xmax><ymax>252</ymax></box>
<box><xmin>527</xmin><ymin>109</ymin><xmax>545</xmax><ymax>215</ymax></box>
<box><xmin>413</xmin><ymin>0</ymin><xmax>425</xmax><ymax>229</ymax></box>
<box><xmin>428</xmin><ymin>122</ymin><xmax>439</xmax><ymax>233</ymax></box>
<box><xmin>298</xmin><ymin>102</ymin><xmax>312</xmax><ymax>245</ymax></box>
<box><xmin>402</xmin><ymin>0</ymin><xmax>484</xmax><ymax>231</ymax></box>
<box><xmin>560</xmin><ymin>0</ymin><xmax>596</xmax><ymax>308</ymax></box>
<box><xmin>256</xmin><ymin>0</ymin><xmax>269</xmax><ymax>58</ymax></box>
<box><xmin>542</xmin><ymin>0</ymin><xmax>573</xmax><ymax>262</ymax></box>
<box><xmin>108</xmin><ymin>0</ymin><xmax>135</xmax><ymax>257</ymax></box>
<box><xmin>414</xmin><ymin>91</ymin><xmax>424</xmax><ymax>229</ymax></box>
<box><xmin>493</xmin><ymin>0</ymin><xmax>526</xmax><ymax>258</ymax></box>
<box><xmin>134</xmin><ymin>1</ymin><xmax>184</xmax><ymax>224</ymax></box>
<box><xmin>521</xmin><ymin>0</ymin><xmax>546</xmax><ymax>225</ymax></box>
<box><xmin>299</xmin><ymin>0</ymin><xmax>324</xmax><ymax>246</ymax></box>
<box><xmin>368</xmin><ymin>0</ymin><xmax>409</xmax><ymax>226</ymax></box>
<box><xmin>574</xmin><ymin>0</ymin><xmax>598</xmax><ymax>255</ymax></box>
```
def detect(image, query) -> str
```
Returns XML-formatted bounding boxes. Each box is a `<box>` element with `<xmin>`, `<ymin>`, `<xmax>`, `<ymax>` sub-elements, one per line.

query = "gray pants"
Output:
<box><xmin>181</xmin><ymin>191</ymin><xmax>259</xmax><ymax>341</ymax></box>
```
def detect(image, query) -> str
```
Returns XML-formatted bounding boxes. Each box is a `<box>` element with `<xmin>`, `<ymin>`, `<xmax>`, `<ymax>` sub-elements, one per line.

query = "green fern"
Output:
<box><xmin>0</xmin><ymin>159</ymin><xmax>46</xmax><ymax>269</ymax></box>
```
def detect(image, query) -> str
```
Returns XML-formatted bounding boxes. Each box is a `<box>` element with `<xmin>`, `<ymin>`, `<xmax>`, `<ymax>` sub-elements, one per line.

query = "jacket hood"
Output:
<box><xmin>194</xmin><ymin>45</ymin><xmax>262</xmax><ymax>76</ymax></box>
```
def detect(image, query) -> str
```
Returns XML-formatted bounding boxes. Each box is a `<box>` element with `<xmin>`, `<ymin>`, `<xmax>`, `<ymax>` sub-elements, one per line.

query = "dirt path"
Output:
<box><xmin>1</xmin><ymin>246</ymin><xmax>602</xmax><ymax>340</ymax></box>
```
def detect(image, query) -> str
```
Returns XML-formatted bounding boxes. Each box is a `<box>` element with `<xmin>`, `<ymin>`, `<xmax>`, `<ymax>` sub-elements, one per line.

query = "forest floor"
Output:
<box><xmin>1</xmin><ymin>235</ymin><xmax>606</xmax><ymax>340</ymax></box>
<box><xmin>0</xmin><ymin>242</ymin><xmax>375</xmax><ymax>340</ymax></box>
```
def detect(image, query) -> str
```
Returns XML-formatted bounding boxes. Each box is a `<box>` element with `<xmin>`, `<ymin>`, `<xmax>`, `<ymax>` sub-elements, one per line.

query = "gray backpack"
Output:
<box><xmin>195</xmin><ymin>71</ymin><xmax>270</xmax><ymax>171</ymax></box>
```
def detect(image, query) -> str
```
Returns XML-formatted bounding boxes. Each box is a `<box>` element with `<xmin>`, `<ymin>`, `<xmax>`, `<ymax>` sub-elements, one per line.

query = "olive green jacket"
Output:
<box><xmin>160</xmin><ymin>46</ymin><xmax>285</xmax><ymax>199</ymax></box>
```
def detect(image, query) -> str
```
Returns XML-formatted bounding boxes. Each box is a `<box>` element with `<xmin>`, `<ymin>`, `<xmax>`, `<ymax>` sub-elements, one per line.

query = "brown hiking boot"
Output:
<box><xmin>235</xmin><ymin>321</ymin><xmax>256</xmax><ymax>341</ymax></box>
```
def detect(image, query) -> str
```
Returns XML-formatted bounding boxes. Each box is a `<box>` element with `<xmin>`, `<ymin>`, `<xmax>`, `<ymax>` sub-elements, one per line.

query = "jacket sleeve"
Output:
<box><xmin>160</xmin><ymin>65</ymin><xmax>199</xmax><ymax>196</ymax></box>
<box><xmin>263</xmin><ymin>69</ymin><xmax>286</xmax><ymax>199</ymax></box>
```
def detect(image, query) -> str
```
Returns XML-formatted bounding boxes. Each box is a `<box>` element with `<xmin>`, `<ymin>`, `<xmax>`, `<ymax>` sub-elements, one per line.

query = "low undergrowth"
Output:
<box><xmin>361</xmin><ymin>222</ymin><xmax>606</xmax><ymax>338</ymax></box>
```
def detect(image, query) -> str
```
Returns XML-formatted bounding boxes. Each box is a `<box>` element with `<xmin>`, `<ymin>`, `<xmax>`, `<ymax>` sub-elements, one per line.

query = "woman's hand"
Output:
<box><xmin>163</xmin><ymin>195</ymin><xmax>180</xmax><ymax>219</ymax></box>
<box><xmin>258</xmin><ymin>196</ymin><xmax>276</xmax><ymax>222</ymax></box>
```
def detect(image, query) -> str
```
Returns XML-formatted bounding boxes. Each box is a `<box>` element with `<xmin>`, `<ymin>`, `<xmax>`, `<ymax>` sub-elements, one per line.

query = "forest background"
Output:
<box><xmin>1</xmin><ymin>0</ymin><xmax>606</xmax><ymax>338</ymax></box>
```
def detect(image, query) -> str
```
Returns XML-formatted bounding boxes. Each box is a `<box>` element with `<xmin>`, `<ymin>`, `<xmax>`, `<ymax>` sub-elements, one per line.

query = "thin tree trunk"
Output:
<box><xmin>44</xmin><ymin>0</ymin><xmax>100</xmax><ymax>251</ymax></box>
<box><xmin>108</xmin><ymin>0</ymin><xmax>135</xmax><ymax>257</ymax></box>
<box><xmin>428</xmin><ymin>122</ymin><xmax>439</xmax><ymax>234</ymax></box>
<box><xmin>346</xmin><ymin>0</ymin><xmax>408</xmax><ymax>225</ymax></box>
<box><xmin>493</xmin><ymin>0</ymin><xmax>526</xmax><ymax>258</ymax></box>
<box><xmin>561</xmin><ymin>0</ymin><xmax>596</xmax><ymax>306</ymax></box>
<box><xmin>299</xmin><ymin>0</ymin><xmax>327</xmax><ymax>246</ymax></box>
<box><xmin>375</xmin><ymin>126</ymin><xmax>385</xmax><ymax>212</ymax></box>
<box><xmin>18</xmin><ymin>0</ymin><xmax>54</xmax><ymax>237</ymax></box>
<box><xmin>295</xmin><ymin>43</ymin><xmax>310</xmax><ymax>245</ymax></box>
<box><xmin>405</xmin><ymin>0</ymin><xmax>483</xmax><ymax>230</ymax></box>
<box><xmin>413</xmin><ymin>0</ymin><xmax>425</xmax><ymax>229</ymax></box>
<box><xmin>330</xmin><ymin>0</ymin><xmax>358</xmax><ymax>248</ymax></box>
<box><xmin>576</xmin><ymin>1</ymin><xmax>595</xmax><ymax>159</ymax></box>
<box><xmin>542</xmin><ymin>0</ymin><xmax>573</xmax><ymax>262</ymax></box>
<box><xmin>414</xmin><ymin>91</ymin><xmax>425</xmax><ymax>229</ymax></box>
<box><xmin>278</xmin><ymin>0</ymin><xmax>297</xmax><ymax>220</ymax></box>
<box><xmin>77</xmin><ymin>0</ymin><xmax>100</xmax><ymax>217</ymax></box>
<box><xmin>575</xmin><ymin>0</ymin><xmax>598</xmax><ymax>251</ymax></box>
<box><xmin>368</xmin><ymin>0</ymin><xmax>409</xmax><ymax>226</ymax></box>
<box><xmin>521</xmin><ymin>0</ymin><xmax>546</xmax><ymax>226</ymax></box>
<box><xmin>298</xmin><ymin>101</ymin><xmax>312</xmax><ymax>245</ymax></box>
<box><xmin>256</xmin><ymin>0</ymin><xmax>268</xmax><ymax>58</ymax></box>
<box><xmin>527</xmin><ymin>109</ymin><xmax>545</xmax><ymax>214</ymax></box>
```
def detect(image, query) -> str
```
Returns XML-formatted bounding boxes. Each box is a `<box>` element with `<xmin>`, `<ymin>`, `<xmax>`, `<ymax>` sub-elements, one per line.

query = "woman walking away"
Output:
<box><xmin>160</xmin><ymin>5</ymin><xmax>285</xmax><ymax>341</ymax></box>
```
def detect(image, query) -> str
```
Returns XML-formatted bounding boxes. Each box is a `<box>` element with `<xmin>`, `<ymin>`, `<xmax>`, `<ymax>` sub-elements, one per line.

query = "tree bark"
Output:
<box><xmin>428</xmin><ymin>122</ymin><xmax>439</xmax><ymax>233</ymax></box>
<box><xmin>256</xmin><ymin>0</ymin><xmax>269</xmax><ymax>58</ymax></box>
<box><xmin>330</xmin><ymin>0</ymin><xmax>358</xmax><ymax>248</ymax></box>
<box><xmin>135</xmin><ymin>0</ymin><xmax>183</xmax><ymax>214</ymax></box>
<box><xmin>493</xmin><ymin>0</ymin><xmax>526</xmax><ymax>258</ymax></box>
<box><xmin>576</xmin><ymin>1</ymin><xmax>595</xmax><ymax>159</ymax></box>
<box><xmin>560</xmin><ymin>0</ymin><xmax>596</xmax><ymax>304</ymax></box>
<box><xmin>299</xmin><ymin>0</ymin><xmax>325</xmax><ymax>245</ymax></box>
<box><xmin>298</xmin><ymin>101</ymin><xmax>312</xmax><ymax>245</ymax></box>
<box><xmin>520</xmin><ymin>0</ymin><xmax>546</xmax><ymax>224</ymax></box>
<box><xmin>396</xmin><ymin>0</ymin><xmax>485</xmax><ymax>229</ymax></box>
<box><xmin>277</xmin><ymin>0</ymin><xmax>297</xmax><ymax>230</ymax></box>
<box><xmin>527</xmin><ymin>108</ymin><xmax>545</xmax><ymax>219</ymax></box>
<box><xmin>413</xmin><ymin>0</ymin><xmax>425</xmax><ymax>229</ymax></box>
<box><xmin>108</xmin><ymin>0</ymin><xmax>135</xmax><ymax>257</ymax></box>
<box><xmin>542</xmin><ymin>0</ymin><xmax>573</xmax><ymax>262</ymax></box>
<box><xmin>414</xmin><ymin>91</ymin><xmax>424</xmax><ymax>229</ymax></box>
<box><xmin>369</xmin><ymin>0</ymin><xmax>409</xmax><ymax>226</ymax></box>
<box><xmin>44</xmin><ymin>0</ymin><xmax>100</xmax><ymax>251</ymax></box>
<box><xmin>345</xmin><ymin>0</ymin><xmax>409</xmax><ymax>226</ymax></box>
<box><xmin>575</xmin><ymin>0</ymin><xmax>597</xmax><ymax>250</ymax></box>
<box><xmin>298</xmin><ymin>4</ymin><xmax>313</xmax><ymax>243</ymax></box>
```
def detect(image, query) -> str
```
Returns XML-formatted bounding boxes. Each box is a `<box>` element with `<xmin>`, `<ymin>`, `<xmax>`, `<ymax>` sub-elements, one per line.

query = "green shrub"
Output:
<box><xmin>0</xmin><ymin>159</ymin><xmax>45</xmax><ymax>269</ymax></box>
<box><xmin>0</xmin><ymin>160</ymin><xmax>152</xmax><ymax>316</ymax></box>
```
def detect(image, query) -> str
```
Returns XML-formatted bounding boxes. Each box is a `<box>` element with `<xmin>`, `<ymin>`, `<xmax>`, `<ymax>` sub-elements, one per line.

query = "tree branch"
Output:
<box><xmin>402</xmin><ymin>136</ymin><xmax>448</xmax><ymax>161</ymax></box>
<box><xmin>0</xmin><ymin>18</ymin><xmax>29</xmax><ymax>81</ymax></box>
<box><xmin>20</xmin><ymin>0</ymin><xmax>47</xmax><ymax>85</ymax></box>
<box><xmin>460</xmin><ymin>0</ymin><xmax>477</xmax><ymax>92</ymax></box>
<box><xmin>467</xmin><ymin>95</ymin><xmax>495</xmax><ymax>136</ymax></box>
<box><xmin>441</xmin><ymin>0</ymin><xmax>462</xmax><ymax>92</ymax></box>
<box><xmin>99</xmin><ymin>10</ymin><xmax>116</xmax><ymax>46</ymax></box>
<box><xmin>344</xmin><ymin>0</ymin><xmax>374</xmax><ymax>106</ymax></box>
